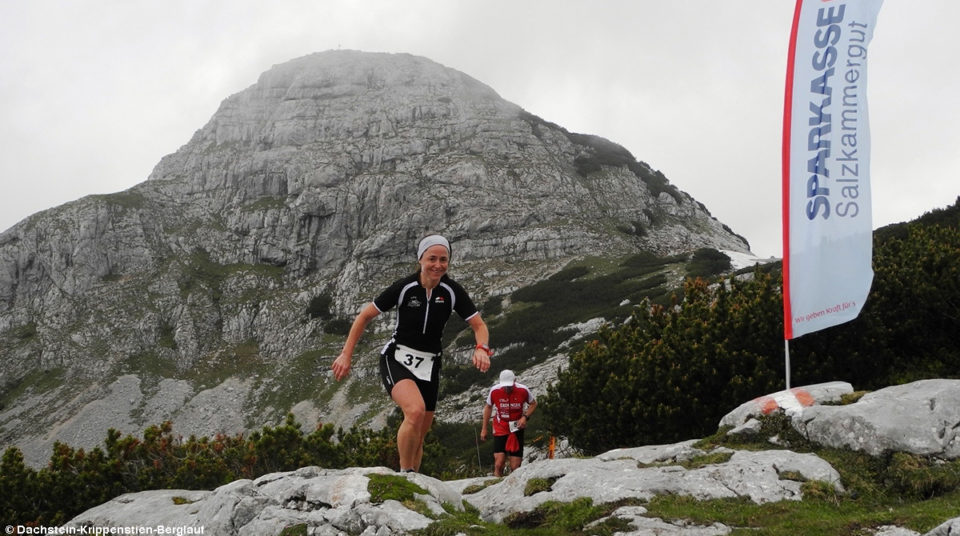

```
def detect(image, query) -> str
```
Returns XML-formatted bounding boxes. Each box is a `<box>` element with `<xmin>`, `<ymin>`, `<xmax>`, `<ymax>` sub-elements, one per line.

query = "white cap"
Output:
<box><xmin>417</xmin><ymin>234</ymin><xmax>450</xmax><ymax>260</ymax></box>
<box><xmin>499</xmin><ymin>369</ymin><xmax>516</xmax><ymax>386</ymax></box>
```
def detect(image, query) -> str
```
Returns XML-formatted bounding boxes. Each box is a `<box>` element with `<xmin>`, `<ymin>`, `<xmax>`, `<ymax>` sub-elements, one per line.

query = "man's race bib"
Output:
<box><xmin>393</xmin><ymin>344</ymin><xmax>437</xmax><ymax>382</ymax></box>
<box><xmin>509</xmin><ymin>420</ymin><xmax>522</xmax><ymax>433</ymax></box>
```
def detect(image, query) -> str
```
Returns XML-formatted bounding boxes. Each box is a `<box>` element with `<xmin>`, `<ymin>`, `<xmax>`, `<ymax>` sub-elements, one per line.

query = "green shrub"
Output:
<box><xmin>686</xmin><ymin>248</ymin><xmax>732</xmax><ymax>278</ymax></box>
<box><xmin>542</xmin><ymin>271</ymin><xmax>783</xmax><ymax>454</ymax></box>
<box><xmin>306</xmin><ymin>294</ymin><xmax>333</xmax><ymax>319</ymax></box>
<box><xmin>0</xmin><ymin>414</ymin><xmax>399</xmax><ymax>525</ymax></box>
<box><xmin>324</xmin><ymin>318</ymin><xmax>352</xmax><ymax>336</ymax></box>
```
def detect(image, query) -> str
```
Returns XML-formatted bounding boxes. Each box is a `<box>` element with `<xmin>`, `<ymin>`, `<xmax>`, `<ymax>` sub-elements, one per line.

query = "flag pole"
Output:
<box><xmin>784</xmin><ymin>340</ymin><xmax>791</xmax><ymax>389</ymax></box>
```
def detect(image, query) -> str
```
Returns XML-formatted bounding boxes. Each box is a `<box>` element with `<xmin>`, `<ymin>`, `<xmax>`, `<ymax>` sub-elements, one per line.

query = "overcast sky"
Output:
<box><xmin>1</xmin><ymin>1</ymin><xmax>957</xmax><ymax>259</ymax></box>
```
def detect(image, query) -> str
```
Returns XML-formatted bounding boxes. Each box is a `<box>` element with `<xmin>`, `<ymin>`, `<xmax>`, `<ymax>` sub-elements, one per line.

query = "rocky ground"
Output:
<box><xmin>65</xmin><ymin>379</ymin><xmax>960</xmax><ymax>535</ymax></box>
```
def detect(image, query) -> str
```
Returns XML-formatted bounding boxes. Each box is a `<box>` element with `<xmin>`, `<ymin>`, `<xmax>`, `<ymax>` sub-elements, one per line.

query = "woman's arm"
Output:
<box><xmin>467</xmin><ymin>314</ymin><xmax>491</xmax><ymax>373</ymax></box>
<box><xmin>332</xmin><ymin>303</ymin><xmax>380</xmax><ymax>381</ymax></box>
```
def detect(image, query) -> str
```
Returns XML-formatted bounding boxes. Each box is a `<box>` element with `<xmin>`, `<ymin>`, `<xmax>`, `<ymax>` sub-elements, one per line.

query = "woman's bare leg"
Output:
<box><xmin>391</xmin><ymin>380</ymin><xmax>428</xmax><ymax>471</ymax></box>
<box><xmin>411</xmin><ymin>410</ymin><xmax>434</xmax><ymax>471</ymax></box>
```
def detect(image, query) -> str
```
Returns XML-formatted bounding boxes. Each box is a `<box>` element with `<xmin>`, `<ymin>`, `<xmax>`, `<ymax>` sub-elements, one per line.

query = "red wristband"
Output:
<box><xmin>476</xmin><ymin>343</ymin><xmax>494</xmax><ymax>357</ymax></box>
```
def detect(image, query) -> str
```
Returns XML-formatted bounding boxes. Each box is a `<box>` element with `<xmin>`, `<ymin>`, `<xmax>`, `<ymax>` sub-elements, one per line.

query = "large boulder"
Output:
<box><xmin>719</xmin><ymin>381</ymin><xmax>854</xmax><ymax>428</ymax></box>
<box><xmin>720</xmin><ymin>380</ymin><xmax>960</xmax><ymax>460</ymax></box>
<box><xmin>792</xmin><ymin>379</ymin><xmax>960</xmax><ymax>459</ymax></box>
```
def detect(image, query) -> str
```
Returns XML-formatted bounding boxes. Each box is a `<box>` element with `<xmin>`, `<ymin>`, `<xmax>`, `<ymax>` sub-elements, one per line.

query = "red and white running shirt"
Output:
<box><xmin>486</xmin><ymin>382</ymin><xmax>535</xmax><ymax>436</ymax></box>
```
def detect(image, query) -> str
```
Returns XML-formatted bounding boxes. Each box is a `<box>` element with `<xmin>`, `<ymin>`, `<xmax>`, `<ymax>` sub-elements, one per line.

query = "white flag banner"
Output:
<box><xmin>782</xmin><ymin>0</ymin><xmax>882</xmax><ymax>339</ymax></box>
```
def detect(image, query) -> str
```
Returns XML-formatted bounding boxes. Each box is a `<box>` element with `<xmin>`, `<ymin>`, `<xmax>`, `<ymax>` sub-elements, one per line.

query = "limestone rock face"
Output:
<box><xmin>0</xmin><ymin>50</ymin><xmax>749</xmax><ymax>465</ymax></box>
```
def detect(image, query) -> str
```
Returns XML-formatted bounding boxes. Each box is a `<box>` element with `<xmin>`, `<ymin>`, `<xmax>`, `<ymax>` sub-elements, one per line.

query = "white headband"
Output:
<box><xmin>417</xmin><ymin>234</ymin><xmax>450</xmax><ymax>260</ymax></box>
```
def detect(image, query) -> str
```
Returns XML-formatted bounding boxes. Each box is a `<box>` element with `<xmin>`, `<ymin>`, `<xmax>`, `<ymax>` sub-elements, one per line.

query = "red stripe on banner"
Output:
<box><xmin>781</xmin><ymin>0</ymin><xmax>804</xmax><ymax>341</ymax></box>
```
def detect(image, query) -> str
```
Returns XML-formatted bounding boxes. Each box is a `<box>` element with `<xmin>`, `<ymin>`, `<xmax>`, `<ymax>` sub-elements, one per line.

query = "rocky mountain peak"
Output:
<box><xmin>144</xmin><ymin>49</ymin><xmax>748</xmax><ymax>276</ymax></box>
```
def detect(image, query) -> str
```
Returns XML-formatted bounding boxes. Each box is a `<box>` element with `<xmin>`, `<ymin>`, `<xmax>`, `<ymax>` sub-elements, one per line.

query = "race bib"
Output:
<box><xmin>393</xmin><ymin>344</ymin><xmax>437</xmax><ymax>382</ymax></box>
<box><xmin>509</xmin><ymin>420</ymin><xmax>522</xmax><ymax>433</ymax></box>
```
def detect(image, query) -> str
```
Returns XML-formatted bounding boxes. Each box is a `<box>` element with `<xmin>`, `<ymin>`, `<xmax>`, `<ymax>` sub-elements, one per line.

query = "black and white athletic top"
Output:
<box><xmin>373</xmin><ymin>272</ymin><xmax>479</xmax><ymax>354</ymax></box>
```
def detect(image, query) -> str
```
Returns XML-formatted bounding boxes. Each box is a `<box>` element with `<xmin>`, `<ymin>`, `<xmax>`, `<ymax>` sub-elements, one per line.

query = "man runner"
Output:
<box><xmin>480</xmin><ymin>369</ymin><xmax>537</xmax><ymax>476</ymax></box>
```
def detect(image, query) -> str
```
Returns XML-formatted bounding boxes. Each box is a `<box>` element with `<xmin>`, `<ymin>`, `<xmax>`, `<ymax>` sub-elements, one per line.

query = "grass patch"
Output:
<box><xmin>254</xmin><ymin>348</ymin><xmax>345</xmax><ymax>422</ymax></box>
<box><xmin>190</xmin><ymin>339</ymin><xmax>266</xmax><ymax>389</ymax></box>
<box><xmin>414</xmin><ymin>501</ymin><xmax>489</xmax><ymax>536</ymax></box>
<box><xmin>176</xmin><ymin>249</ymin><xmax>284</xmax><ymax>302</ymax></box>
<box><xmin>643</xmin><ymin>489</ymin><xmax>959</xmax><ymax>535</ymax></box>
<box><xmin>524</xmin><ymin>477</ymin><xmax>557</xmax><ymax>496</ymax></box>
<box><xmin>839</xmin><ymin>391</ymin><xmax>869</xmax><ymax>405</ymax></box>
<box><xmin>118</xmin><ymin>351</ymin><xmax>179</xmax><ymax>379</ymax></box>
<box><xmin>677</xmin><ymin>450</ymin><xmax>734</xmax><ymax>470</ymax></box>
<box><xmin>242</xmin><ymin>196</ymin><xmax>286</xmax><ymax>212</ymax></box>
<box><xmin>368</xmin><ymin>472</ymin><xmax>429</xmax><ymax>504</ymax></box>
<box><xmin>462</xmin><ymin>478</ymin><xmax>502</xmax><ymax>495</ymax></box>
<box><xmin>278</xmin><ymin>524</ymin><xmax>307</xmax><ymax>536</ymax></box>
<box><xmin>0</xmin><ymin>368</ymin><xmax>66</xmax><ymax>408</ymax></box>
<box><xmin>417</xmin><ymin>495</ymin><xmax>642</xmax><ymax>535</ymax></box>
<box><xmin>883</xmin><ymin>452</ymin><xmax>960</xmax><ymax>499</ymax></box>
<box><xmin>91</xmin><ymin>191</ymin><xmax>147</xmax><ymax>210</ymax></box>
<box><xmin>505</xmin><ymin>497</ymin><xmax>642</xmax><ymax>533</ymax></box>
<box><xmin>9</xmin><ymin>322</ymin><xmax>38</xmax><ymax>342</ymax></box>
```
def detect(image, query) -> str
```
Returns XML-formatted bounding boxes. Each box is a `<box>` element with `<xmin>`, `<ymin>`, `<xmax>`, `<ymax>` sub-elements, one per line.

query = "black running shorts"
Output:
<box><xmin>379</xmin><ymin>343</ymin><xmax>442</xmax><ymax>411</ymax></box>
<box><xmin>493</xmin><ymin>430</ymin><xmax>525</xmax><ymax>457</ymax></box>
